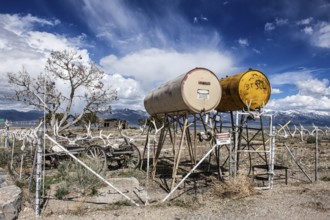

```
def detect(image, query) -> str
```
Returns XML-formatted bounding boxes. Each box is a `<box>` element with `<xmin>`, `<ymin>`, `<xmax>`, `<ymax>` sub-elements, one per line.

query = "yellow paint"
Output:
<box><xmin>216</xmin><ymin>69</ymin><xmax>271</xmax><ymax>112</ymax></box>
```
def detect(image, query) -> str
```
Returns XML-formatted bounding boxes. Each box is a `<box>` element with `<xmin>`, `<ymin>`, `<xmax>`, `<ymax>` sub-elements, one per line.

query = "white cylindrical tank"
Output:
<box><xmin>144</xmin><ymin>68</ymin><xmax>222</xmax><ymax>116</ymax></box>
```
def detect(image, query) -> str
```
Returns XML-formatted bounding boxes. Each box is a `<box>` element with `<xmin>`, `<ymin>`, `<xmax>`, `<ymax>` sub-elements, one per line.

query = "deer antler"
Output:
<box><xmin>118</xmin><ymin>120</ymin><xmax>147</xmax><ymax>143</ymax></box>
<box><xmin>243</xmin><ymin>99</ymin><xmax>265</xmax><ymax>119</ymax></box>
<box><xmin>311</xmin><ymin>124</ymin><xmax>324</xmax><ymax>136</ymax></box>
<box><xmin>277</xmin><ymin>124</ymin><xmax>289</xmax><ymax>138</ymax></box>
<box><xmin>150</xmin><ymin>119</ymin><xmax>164</xmax><ymax>143</ymax></box>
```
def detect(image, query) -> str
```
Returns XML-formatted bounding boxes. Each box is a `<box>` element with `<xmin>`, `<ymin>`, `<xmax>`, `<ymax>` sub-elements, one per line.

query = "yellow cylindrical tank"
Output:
<box><xmin>216</xmin><ymin>69</ymin><xmax>271</xmax><ymax>112</ymax></box>
<box><xmin>144</xmin><ymin>68</ymin><xmax>222</xmax><ymax>116</ymax></box>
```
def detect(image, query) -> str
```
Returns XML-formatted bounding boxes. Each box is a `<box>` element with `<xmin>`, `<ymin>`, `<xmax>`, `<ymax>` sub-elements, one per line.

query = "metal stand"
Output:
<box><xmin>233</xmin><ymin>112</ymin><xmax>275</xmax><ymax>189</ymax></box>
<box><xmin>149</xmin><ymin>111</ymin><xmax>216</xmax><ymax>192</ymax></box>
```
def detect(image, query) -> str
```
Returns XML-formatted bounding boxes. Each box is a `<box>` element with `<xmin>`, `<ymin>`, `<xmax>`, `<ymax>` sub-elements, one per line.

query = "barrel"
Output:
<box><xmin>144</xmin><ymin>68</ymin><xmax>222</xmax><ymax>116</ymax></box>
<box><xmin>216</xmin><ymin>69</ymin><xmax>271</xmax><ymax>112</ymax></box>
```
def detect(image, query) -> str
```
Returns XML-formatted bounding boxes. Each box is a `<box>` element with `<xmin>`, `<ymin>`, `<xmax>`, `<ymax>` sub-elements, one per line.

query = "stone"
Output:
<box><xmin>0</xmin><ymin>175</ymin><xmax>8</xmax><ymax>188</ymax></box>
<box><xmin>79</xmin><ymin>177</ymin><xmax>145</xmax><ymax>204</ymax></box>
<box><xmin>0</xmin><ymin>185</ymin><xmax>22</xmax><ymax>220</ymax></box>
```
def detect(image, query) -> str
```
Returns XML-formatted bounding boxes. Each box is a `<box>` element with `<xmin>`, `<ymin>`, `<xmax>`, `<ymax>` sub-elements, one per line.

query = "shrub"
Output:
<box><xmin>321</xmin><ymin>176</ymin><xmax>330</xmax><ymax>182</ymax></box>
<box><xmin>306</xmin><ymin>135</ymin><xmax>316</xmax><ymax>144</ymax></box>
<box><xmin>0</xmin><ymin>149</ymin><xmax>10</xmax><ymax>167</ymax></box>
<box><xmin>55</xmin><ymin>185</ymin><xmax>69</xmax><ymax>199</ymax></box>
<box><xmin>55</xmin><ymin>157</ymin><xmax>104</xmax><ymax>196</ymax></box>
<box><xmin>211</xmin><ymin>174</ymin><xmax>256</xmax><ymax>199</ymax></box>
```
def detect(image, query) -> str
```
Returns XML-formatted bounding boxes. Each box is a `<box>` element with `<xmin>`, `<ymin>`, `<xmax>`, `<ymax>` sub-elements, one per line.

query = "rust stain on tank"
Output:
<box><xmin>216</xmin><ymin>69</ymin><xmax>271</xmax><ymax>112</ymax></box>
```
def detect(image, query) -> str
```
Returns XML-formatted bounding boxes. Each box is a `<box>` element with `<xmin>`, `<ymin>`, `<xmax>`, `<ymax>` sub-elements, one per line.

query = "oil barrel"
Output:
<box><xmin>144</xmin><ymin>67</ymin><xmax>222</xmax><ymax>115</ymax></box>
<box><xmin>216</xmin><ymin>69</ymin><xmax>271</xmax><ymax>112</ymax></box>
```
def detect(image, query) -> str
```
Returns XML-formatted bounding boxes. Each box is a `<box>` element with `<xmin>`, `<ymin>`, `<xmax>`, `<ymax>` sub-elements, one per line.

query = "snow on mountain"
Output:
<box><xmin>0</xmin><ymin>108</ymin><xmax>329</xmax><ymax>128</ymax></box>
<box><xmin>265</xmin><ymin>109</ymin><xmax>330</xmax><ymax>127</ymax></box>
<box><xmin>103</xmin><ymin>108</ymin><xmax>149</xmax><ymax>126</ymax></box>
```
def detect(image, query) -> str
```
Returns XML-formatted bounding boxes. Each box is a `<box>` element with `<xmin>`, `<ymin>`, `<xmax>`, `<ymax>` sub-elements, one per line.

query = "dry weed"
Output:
<box><xmin>67</xmin><ymin>201</ymin><xmax>89</xmax><ymax>216</ymax></box>
<box><xmin>210</xmin><ymin>174</ymin><xmax>256</xmax><ymax>199</ymax></box>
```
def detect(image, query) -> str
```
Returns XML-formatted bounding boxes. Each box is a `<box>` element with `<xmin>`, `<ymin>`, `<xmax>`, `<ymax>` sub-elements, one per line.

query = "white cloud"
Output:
<box><xmin>265</xmin><ymin>17</ymin><xmax>288</xmax><ymax>32</ymax></box>
<box><xmin>238</xmin><ymin>38</ymin><xmax>249</xmax><ymax>47</ymax></box>
<box><xmin>312</xmin><ymin>21</ymin><xmax>330</xmax><ymax>48</ymax></box>
<box><xmin>100</xmin><ymin>48</ymin><xmax>235</xmax><ymax>93</ymax></box>
<box><xmin>252</xmin><ymin>48</ymin><xmax>261</xmax><ymax>54</ymax></box>
<box><xmin>297</xmin><ymin>17</ymin><xmax>313</xmax><ymax>26</ymax></box>
<box><xmin>275</xmin><ymin>18</ymin><xmax>288</xmax><ymax>26</ymax></box>
<box><xmin>79</xmin><ymin>0</ymin><xmax>223</xmax><ymax>53</ymax></box>
<box><xmin>265</xmin><ymin>22</ymin><xmax>275</xmax><ymax>31</ymax></box>
<box><xmin>0</xmin><ymin>14</ymin><xmax>87</xmax><ymax>73</ymax></box>
<box><xmin>100</xmin><ymin>48</ymin><xmax>236</xmax><ymax>110</ymax></box>
<box><xmin>271</xmin><ymin>88</ymin><xmax>282</xmax><ymax>94</ymax></box>
<box><xmin>0</xmin><ymin>13</ymin><xmax>90</xmax><ymax>111</ymax></box>
<box><xmin>296</xmin><ymin>78</ymin><xmax>330</xmax><ymax>96</ymax></box>
<box><xmin>0</xmin><ymin>100</ymin><xmax>36</xmax><ymax>112</ymax></box>
<box><xmin>268</xmin><ymin>95</ymin><xmax>330</xmax><ymax>111</ymax></box>
<box><xmin>72</xmin><ymin>0</ymin><xmax>239</xmax><ymax>110</ymax></box>
<box><xmin>302</xmin><ymin>26</ymin><xmax>313</xmax><ymax>35</ymax></box>
<box><xmin>103</xmin><ymin>73</ymin><xmax>144</xmax><ymax>110</ymax></box>
<box><xmin>268</xmin><ymin>69</ymin><xmax>330</xmax><ymax>112</ymax></box>
<box><xmin>257</xmin><ymin>63</ymin><xmax>267</xmax><ymax>68</ymax></box>
<box><xmin>298</xmin><ymin>20</ymin><xmax>330</xmax><ymax>48</ymax></box>
<box><xmin>269</xmin><ymin>69</ymin><xmax>313</xmax><ymax>85</ymax></box>
<box><xmin>0</xmin><ymin>13</ymin><xmax>59</xmax><ymax>35</ymax></box>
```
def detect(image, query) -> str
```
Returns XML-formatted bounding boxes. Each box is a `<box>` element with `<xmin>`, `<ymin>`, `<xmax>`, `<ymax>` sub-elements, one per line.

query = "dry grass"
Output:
<box><xmin>66</xmin><ymin>201</ymin><xmax>89</xmax><ymax>216</ymax></box>
<box><xmin>210</xmin><ymin>174</ymin><xmax>256</xmax><ymax>199</ymax></box>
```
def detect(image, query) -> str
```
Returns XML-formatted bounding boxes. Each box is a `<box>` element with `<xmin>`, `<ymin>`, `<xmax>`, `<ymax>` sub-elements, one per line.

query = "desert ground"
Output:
<box><xmin>1</xmin><ymin>125</ymin><xmax>329</xmax><ymax>220</ymax></box>
<box><xmin>11</xmin><ymin>127</ymin><xmax>330</xmax><ymax>220</ymax></box>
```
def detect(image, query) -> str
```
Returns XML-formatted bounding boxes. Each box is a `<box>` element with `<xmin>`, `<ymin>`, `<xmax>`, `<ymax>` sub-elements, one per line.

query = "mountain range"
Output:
<box><xmin>0</xmin><ymin>109</ymin><xmax>329</xmax><ymax>128</ymax></box>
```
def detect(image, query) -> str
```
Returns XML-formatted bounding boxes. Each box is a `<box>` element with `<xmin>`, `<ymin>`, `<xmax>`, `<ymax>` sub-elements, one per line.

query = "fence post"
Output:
<box><xmin>35</xmin><ymin>127</ymin><xmax>43</xmax><ymax>217</ymax></box>
<box><xmin>315</xmin><ymin>127</ymin><xmax>319</xmax><ymax>182</ymax></box>
<box><xmin>4</xmin><ymin>120</ymin><xmax>9</xmax><ymax>148</ymax></box>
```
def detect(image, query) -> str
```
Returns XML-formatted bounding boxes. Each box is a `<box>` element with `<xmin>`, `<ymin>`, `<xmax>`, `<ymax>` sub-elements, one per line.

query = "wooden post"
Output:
<box><xmin>171</xmin><ymin>114</ymin><xmax>188</xmax><ymax>190</ymax></box>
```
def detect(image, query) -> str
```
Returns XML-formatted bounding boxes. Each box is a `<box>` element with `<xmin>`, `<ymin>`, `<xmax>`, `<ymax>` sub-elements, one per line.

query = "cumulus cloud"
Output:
<box><xmin>0</xmin><ymin>13</ymin><xmax>90</xmax><ymax>111</ymax></box>
<box><xmin>302</xmin><ymin>26</ymin><xmax>313</xmax><ymax>35</ymax></box>
<box><xmin>268</xmin><ymin>69</ymin><xmax>330</xmax><ymax>111</ymax></box>
<box><xmin>0</xmin><ymin>13</ymin><xmax>88</xmax><ymax>73</ymax></box>
<box><xmin>0</xmin><ymin>1</ymin><xmax>237</xmax><ymax>112</ymax></box>
<box><xmin>296</xmin><ymin>78</ymin><xmax>330</xmax><ymax>96</ymax></box>
<box><xmin>268</xmin><ymin>95</ymin><xmax>330</xmax><ymax>111</ymax></box>
<box><xmin>103</xmin><ymin>74</ymin><xmax>144</xmax><ymax>109</ymax></box>
<box><xmin>75</xmin><ymin>0</ymin><xmax>238</xmax><ymax>110</ymax></box>
<box><xmin>297</xmin><ymin>19</ymin><xmax>330</xmax><ymax>48</ymax></box>
<box><xmin>100</xmin><ymin>48</ymin><xmax>235</xmax><ymax>93</ymax></box>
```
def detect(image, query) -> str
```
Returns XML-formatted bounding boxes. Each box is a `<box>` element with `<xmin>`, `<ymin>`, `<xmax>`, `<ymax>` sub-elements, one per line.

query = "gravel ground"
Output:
<box><xmin>18</xmin><ymin>179</ymin><xmax>330</xmax><ymax>220</ymax></box>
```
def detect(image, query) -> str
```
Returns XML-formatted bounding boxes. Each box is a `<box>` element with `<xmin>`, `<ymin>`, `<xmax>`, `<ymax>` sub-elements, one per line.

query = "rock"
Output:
<box><xmin>81</xmin><ymin>177</ymin><xmax>145</xmax><ymax>204</ymax></box>
<box><xmin>0</xmin><ymin>175</ymin><xmax>9</xmax><ymax>188</ymax></box>
<box><xmin>0</xmin><ymin>168</ymin><xmax>6</xmax><ymax>175</ymax></box>
<box><xmin>0</xmin><ymin>185</ymin><xmax>22</xmax><ymax>220</ymax></box>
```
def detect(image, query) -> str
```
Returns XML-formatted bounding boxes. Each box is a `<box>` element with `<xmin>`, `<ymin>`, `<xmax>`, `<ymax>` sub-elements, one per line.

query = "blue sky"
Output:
<box><xmin>0</xmin><ymin>0</ymin><xmax>330</xmax><ymax>112</ymax></box>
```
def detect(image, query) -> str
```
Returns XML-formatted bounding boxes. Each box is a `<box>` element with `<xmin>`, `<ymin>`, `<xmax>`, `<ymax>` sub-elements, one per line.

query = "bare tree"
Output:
<box><xmin>7</xmin><ymin>50</ymin><xmax>117</xmax><ymax>132</ymax></box>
